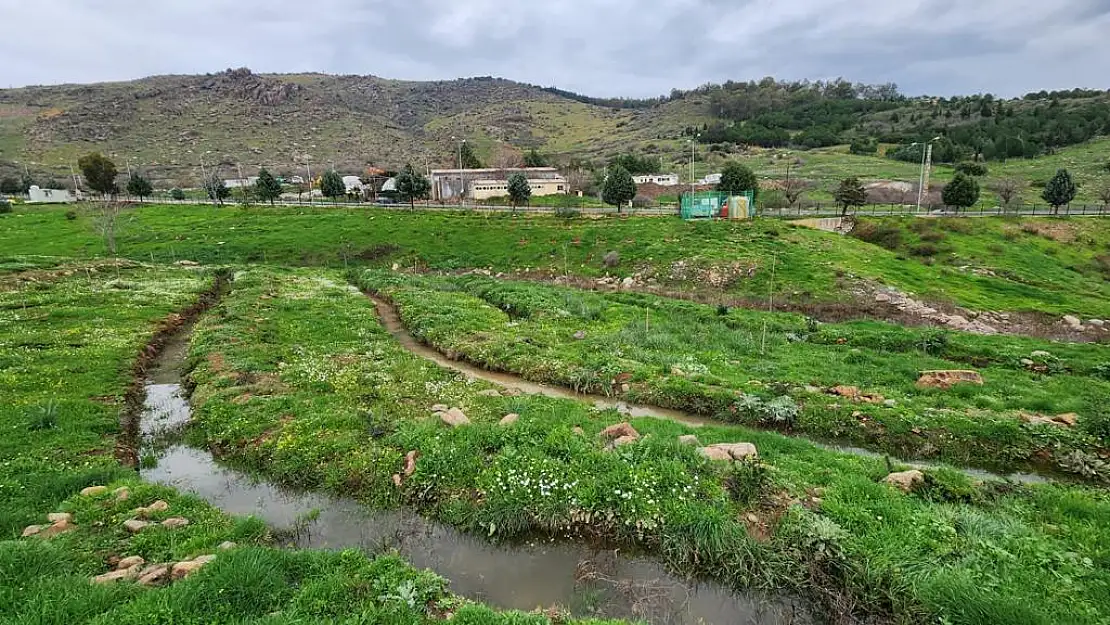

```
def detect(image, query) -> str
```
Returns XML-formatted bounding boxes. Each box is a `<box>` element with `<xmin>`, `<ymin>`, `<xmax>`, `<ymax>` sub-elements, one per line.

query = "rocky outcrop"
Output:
<box><xmin>80</xmin><ymin>485</ymin><xmax>108</xmax><ymax>497</ymax></box>
<box><xmin>499</xmin><ymin>413</ymin><xmax>520</xmax><ymax>426</ymax></box>
<box><xmin>916</xmin><ymin>370</ymin><xmax>984</xmax><ymax>390</ymax></box>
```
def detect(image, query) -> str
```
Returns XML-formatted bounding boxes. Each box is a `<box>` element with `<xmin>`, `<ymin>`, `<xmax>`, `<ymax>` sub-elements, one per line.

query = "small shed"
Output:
<box><xmin>27</xmin><ymin>186</ymin><xmax>74</xmax><ymax>204</ymax></box>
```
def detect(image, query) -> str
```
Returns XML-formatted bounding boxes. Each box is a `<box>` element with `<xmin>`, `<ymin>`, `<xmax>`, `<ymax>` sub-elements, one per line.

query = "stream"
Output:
<box><xmin>138</xmin><ymin>320</ymin><xmax>816</xmax><ymax>624</ymax></box>
<box><xmin>369</xmin><ymin>295</ymin><xmax>1048</xmax><ymax>485</ymax></box>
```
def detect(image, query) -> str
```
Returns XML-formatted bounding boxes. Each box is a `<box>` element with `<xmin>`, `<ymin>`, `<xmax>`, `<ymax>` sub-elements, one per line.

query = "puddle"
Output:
<box><xmin>370</xmin><ymin>294</ymin><xmax>1051</xmax><ymax>485</ymax></box>
<box><xmin>135</xmin><ymin>312</ymin><xmax>816</xmax><ymax>624</ymax></box>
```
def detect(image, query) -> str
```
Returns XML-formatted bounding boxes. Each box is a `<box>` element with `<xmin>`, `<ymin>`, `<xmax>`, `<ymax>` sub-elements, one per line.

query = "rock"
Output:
<box><xmin>21</xmin><ymin>525</ymin><xmax>44</xmax><ymax>538</ymax></box>
<box><xmin>1030</xmin><ymin>351</ymin><xmax>1051</xmax><ymax>359</ymax></box>
<box><xmin>1062</xmin><ymin>315</ymin><xmax>1084</xmax><ymax>330</ymax></box>
<box><xmin>392</xmin><ymin>473</ymin><xmax>403</xmax><ymax>488</ymax></box>
<box><xmin>883</xmin><ymin>399</ymin><xmax>897</xmax><ymax>408</ymax></box>
<box><xmin>174</xmin><ymin>260</ymin><xmax>200</xmax><ymax>267</ymax></box>
<box><xmin>599</xmin><ymin>422</ymin><xmax>640</xmax><ymax>441</ymax></box>
<box><xmin>148</xmin><ymin>500</ymin><xmax>170</xmax><ymax>512</ymax></box>
<box><xmin>218</xmin><ymin>541</ymin><xmax>237</xmax><ymax>550</ymax></box>
<box><xmin>572</xmin><ymin>426</ymin><xmax>586</xmax><ymax>436</ymax></box>
<box><xmin>916</xmin><ymin>370</ymin><xmax>984</xmax><ymax>390</ymax></box>
<box><xmin>172</xmin><ymin>555</ymin><xmax>215</xmax><ymax>580</ymax></box>
<box><xmin>709</xmin><ymin>443</ymin><xmax>759</xmax><ymax>460</ymax></box>
<box><xmin>678</xmin><ymin>434</ymin><xmax>700</xmax><ymax>446</ymax></box>
<box><xmin>114</xmin><ymin>487</ymin><xmax>131</xmax><ymax>501</ymax></box>
<box><xmin>874</xmin><ymin>293</ymin><xmax>892</xmax><ymax>303</ymax></box>
<box><xmin>573</xmin><ymin>330</ymin><xmax>587</xmax><ymax>340</ymax></box>
<box><xmin>123</xmin><ymin>520</ymin><xmax>150</xmax><ymax>533</ymax></box>
<box><xmin>1054</xmin><ymin>413</ymin><xmax>1079</xmax><ymax>427</ymax></box>
<box><xmin>117</xmin><ymin>556</ymin><xmax>145</xmax><ymax>570</ymax></box>
<box><xmin>39</xmin><ymin>519</ymin><xmax>76</xmax><ymax>538</ymax></box>
<box><xmin>1021</xmin><ymin>413</ymin><xmax>1058</xmax><ymax>427</ymax></box>
<box><xmin>431</xmin><ymin>404</ymin><xmax>449</xmax><ymax>413</ymax></box>
<box><xmin>830</xmin><ymin>385</ymin><xmax>861</xmax><ymax>399</ymax></box>
<box><xmin>80</xmin><ymin>485</ymin><xmax>108</xmax><ymax>497</ymax></box>
<box><xmin>621</xmin><ymin>277</ymin><xmax>635</xmax><ymax>288</ymax></box>
<box><xmin>1019</xmin><ymin>358</ymin><xmax>1035</xmax><ymax>367</ymax></box>
<box><xmin>403</xmin><ymin>450</ymin><xmax>420</xmax><ymax>477</ymax></box>
<box><xmin>883</xmin><ymin>470</ymin><xmax>925</xmax><ymax>493</ymax></box>
<box><xmin>698</xmin><ymin>446</ymin><xmax>734</xmax><ymax>461</ymax></box>
<box><xmin>47</xmin><ymin>512</ymin><xmax>72</xmax><ymax>524</ymax></box>
<box><xmin>137</xmin><ymin>564</ymin><xmax>171</xmax><ymax>586</ymax></box>
<box><xmin>161</xmin><ymin>517</ymin><xmax>190</xmax><ymax>529</ymax></box>
<box><xmin>611</xmin><ymin>435</ymin><xmax>638</xmax><ymax>447</ymax></box>
<box><xmin>1087</xmin><ymin>319</ymin><xmax>1105</xmax><ymax>328</ymax></box>
<box><xmin>391</xmin><ymin>263</ymin><xmax>400</xmax><ymax>271</ymax></box>
<box><xmin>93</xmin><ymin>568</ymin><xmax>140</xmax><ymax>584</ymax></box>
<box><xmin>477</xmin><ymin>389</ymin><xmax>501</xmax><ymax>397</ymax></box>
<box><xmin>440</xmin><ymin>407</ymin><xmax>470</xmax><ymax>427</ymax></box>
<box><xmin>499</xmin><ymin>413</ymin><xmax>520</xmax><ymax>426</ymax></box>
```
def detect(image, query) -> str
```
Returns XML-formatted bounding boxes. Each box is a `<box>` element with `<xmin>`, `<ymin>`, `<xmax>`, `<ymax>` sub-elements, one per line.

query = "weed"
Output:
<box><xmin>27</xmin><ymin>401</ymin><xmax>59</xmax><ymax>431</ymax></box>
<box><xmin>723</xmin><ymin>459</ymin><xmax>771</xmax><ymax>505</ymax></box>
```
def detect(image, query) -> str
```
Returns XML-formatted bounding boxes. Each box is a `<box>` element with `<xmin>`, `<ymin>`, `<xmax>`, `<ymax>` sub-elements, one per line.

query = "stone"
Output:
<box><xmin>392</xmin><ymin>473</ymin><xmax>403</xmax><ymax>488</ymax></box>
<box><xmin>148</xmin><ymin>500</ymin><xmax>170</xmax><ymax>512</ymax></box>
<box><xmin>218</xmin><ymin>541</ymin><xmax>237</xmax><ymax>550</ymax></box>
<box><xmin>1019</xmin><ymin>358</ymin><xmax>1035</xmax><ymax>367</ymax></box>
<box><xmin>611</xmin><ymin>435</ymin><xmax>638</xmax><ymax>447</ymax></box>
<box><xmin>572</xmin><ymin>426</ymin><xmax>586</xmax><ymax>436</ymax></box>
<box><xmin>573</xmin><ymin>330</ymin><xmax>587</xmax><ymax>340</ymax></box>
<box><xmin>161</xmin><ymin>517</ymin><xmax>190</xmax><ymax>529</ymax></box>
<box><xmin>431</xmin><ymin>404</ymin><xmax>449</xmax><ymax>413</ymax></box>
<box><xmin>47</xmin><ymin>512</ymin><xmax>72</xmax><ymax>524</ymax></box>
<box><xmin>1062</xmin><ymin>315</ymin><xmax>1084</xmax><ymax>330</ymax></box>
<box><xmin>883</xmin><ymin>399</ymin><xmax>898</xmax><ymax>408</ymax></box>
<box><xmin>499</xmin><ymin>413</ymin><xmax>520</xmax><ymax>426</ymax></box>
<box><xmin>1087</xmin><ymin>319</ymin><xmax>1105</xmax><ymax>328</ymax></box>
<box><xmin>707</xmin><ymin>442</ymin><xmax>759</xmax><ymax>460</ymax></box>
<box><xmin>599</xmin><ymin>422</ymin><xmax>640</xmax><ymax>441</ymax></box>
<box><xmin>884</xmin><ymin>470</ymin><xmax>925</xmax><ymax>493</ymax></box>
<box><xmin>678</xmin><ymin>434</ymin><xmax>700</xmax><ymax>446</ymax></box>
<box><xmin>874</xmin><ymin>293</ymin><xmax>892</xmax><ymax>303</ymax></box>
<box><xmin>80</xmin><ymin>485</ymin><xmax>108</xmax><ymax>497</ymax></box>
<box><xmin>916</xmin><ymin>370</ymin><xmax>984</xmax><ymax>390</ymax></box>
<box><xmin>698</xmin><ymin>446</ymin><xmax>734</xmax><ymax>462</ymax></box>
<box><xmin>830</xmin><ymin>385</ymin><xmax>861</xmax><ymax>399</ymax></box>
<box><xmin>1054</xmin><ymin>413</ymin><xmax>1079</xmax><ymax>427</ymax></box>
<box><xmin>172</xmin><ymin>555</ymin><xmax>215</xmax><ymax>580</ymax></box>
<box><xmin>39</xmin><ymin>519</ymin><xmax>77</xmax><ymax>538</ymax></box>
<box><xmin>1021</xmin><ymin>413</ymin><xmax>1058</xmax><ymax>427</ymax></box>
<box><xmin>440</xmin><ymin>407</ymin><xmax>470</xmax><ymax>427</ymax></box>
<box><xmin>114</xmin><ymin>487</ymin><xmax>131</xmax><ymax>501</ymax></box>
<box><xmin>93</xmin><ymin>568</ymin><xmax>140</xmax><ymax>584</ymax></box>
<box><xmin>1030</xmin><ymin>351</ymin><xmax>1051</xmax><ymax>359</ymax></box>
<box><xmin>137</xmin><ymin>564</ymin><xmax>171</xmax><ymax>586</ymax></box>
<box><xmin>123</xmin><ymin>520</ymin><xmax>150</xmax><ymax>533</ymax></box>
<box><xmin>403</xmin><ymin>450</ymin><xmax>420</xmax><ymax>477</ymax></box>
<box><xmin>117</xmin><ymin>556</ymin><xmax>145</xmax><ymax>570</ymax></box>
<box><xmin>21</xmin><ymin>525</ymin><xmax>44</xmax><ymax>538</ymax></box>
<box><xmin>477</xmin><ymin>389</ymin><xmax>501</xmax><ymax>397</ymax></box>
<box><xmin>174</xmin><ymin>260</ymin><xmax>200</xmax><ymax>267</ymax></box>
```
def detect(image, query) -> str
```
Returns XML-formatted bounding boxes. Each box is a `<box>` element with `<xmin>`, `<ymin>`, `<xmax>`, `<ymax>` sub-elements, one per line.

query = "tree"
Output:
<box><xmin>125</xmin><ymin>173</ymin><xmax>153</xmax><ymax>202</ymax></box>
<box><xmin>459</xmin><ymin>142</ymin><xmax>483</xmax><ymax>169</ymax></box>
<box><xmin>320</xmin><ymin>170</ymin><xmax>346</xmax><ymax>203</ymax></box>
<box><xmin>955</xmin><ymin>162</ymin><xmax>989</xmax><ymax>177</ymax></box>
<box><xmin>507</xmin><ymin>173</ymin><xmax>531</xmax><ymax>210</ymax></box>
<box><xmin>834</xmin><ymin>177</ymin><xmax>867</xmax><ymax>216</ymax></box>
<box><xmin>991</xmin><ymin>178</ymin><xmax>1022</xmax><ymax>209</ymax></box>
<box><xmin>254</xmin><ymin>168</ymin><xmax>283</xmax><ymax>206</ymax></box>
<box><xmin>717</xmin><ymin>161</ymin><xmax>759</xmax><ymax>200</ymax></box>
<box><xmin>602</xmin><ymin>165</ymin><xmax>636</xmax><ymax>212</ymax></box>
<box><xmin>203</xmin><ymin>174</ymin><xmax>230</xmax><ymax>205</ymax></box>
<box><xmin>0</xmin><ymin>177</ymin><xmax>20</xmax><ymax>194</ymax></box>
<box><xmin>942</xmin><ymin>172</ymin><xmax>980</xmax><ymax>212</ymax></box>
<box><xmin>395</xmin><ymin>163</ymin><xmax>431</xmax><ymax>209</ymax></box>
<box><xmin>523</xmin><ymin>149</ymin><xmax>547</xmax><ymax>168</ymax></box>
<box><xmin>1042</xmin><ymin>168</ymin><xmax>1077</xmax><ymax>214</ymax></box>
<box><xmin>170</xmin><ymin>188</ymin><xmax>186</xmax><ymax>201</ymax></box>
<box><xmin>1097</xmin><ymin>180</ymin><xmax>1110</xmax><ymax>209</ymax></box>
<box><xmin>782</xmin><ymin>163</ymin><xmax>809</xmax><ymax>207</ymax></box>
<box><xmin>20</xmin><ymin>174</ymin><xmax>35</xmax><ymax>194</ymax></box>
<box><xmin>77</xmin><ymin>152</ymin><xmax>120</xmax><ymax>197</ymax></box>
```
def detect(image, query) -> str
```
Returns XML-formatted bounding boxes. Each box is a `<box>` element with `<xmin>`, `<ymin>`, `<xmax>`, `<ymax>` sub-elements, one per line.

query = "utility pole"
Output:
<box><xmin>70</xmin><ymin>164</ymin><xmax>80</xmax><ymax>195</ymax></box>
<box><xmin>915</xmin><ymin>136</ymin><xmax>941</xmax><ymax>212</ymax></box>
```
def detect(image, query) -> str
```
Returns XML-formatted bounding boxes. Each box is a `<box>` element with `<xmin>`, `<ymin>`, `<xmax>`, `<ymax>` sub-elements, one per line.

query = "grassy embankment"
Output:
<box><xmin>3</xmin><ymin>204</ymin><xmax>1110</xmax><ymax>320</ymax></box>
<box><xmin>0</xmin><ymin>261</ymin><xmax>617</xmax><ymax>625</ymax></box>
<box><xmin>357</xmin><ymin>272</ymin><xmax>1110</xmax><ymax>481</ymax></box>
<box><xmin>185</xmin><ymin>266</ymin><xmax>1110</xmax><ymax>625</ymax></box>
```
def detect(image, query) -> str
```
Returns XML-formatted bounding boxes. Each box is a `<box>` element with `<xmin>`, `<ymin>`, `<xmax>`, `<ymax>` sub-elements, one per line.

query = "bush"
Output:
<box><xmin>0</xmin><ymin>198</ymin><xmax>11</xmax><ymax>214</ymax></box>
<box><xmin>851</xmin><ymin>221</ymin><xmax>903</xmax><ymax>250</ymax></box>
<box><xmin>724</xmin><ymin>459</ymin><xmax>771</xmax><ymax>505</ymax></box>
<box><xmin>910</xmin><ymin>243</ymin><xmax>939</xmax><ymax>257</ymax></box>
<box><xmin>64</xmin><ymin>210</ymin><xmax>77</xmax><ymax>220</ymax></box>
<box><xmin>170</xmin><ymin>188</ymin><xmax>186</xmax><ymax>201</ymax></box>
<box><xmin>602</xmin><ymin>251</ymin><xmax>620</xmax><ymax>268</ymax></box>
<box><xmin>554</xmin><ymin>206</ymin><xmax>580</xmax><ymax>219</ymax></box>
<box><xmin>631</xmin><ymin>195</ymin><xmax>653</xmax><ymax>208</ymax></box>
<box><xmin>955</xmin><ymin>162</ymin><xmax>989</xmax><ymax>177</ymax></box>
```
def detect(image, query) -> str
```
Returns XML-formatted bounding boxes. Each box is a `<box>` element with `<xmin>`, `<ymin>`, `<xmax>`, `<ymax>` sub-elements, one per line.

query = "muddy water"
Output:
<box><xmin>370</xmin><ymin>295</ymin><xmax>1049</xmax><ymax>485</ymax></box>
<box><xmin>137</xmin><ymin>321</ymin><xmax>816</xmax><ymax>624</ymax></box>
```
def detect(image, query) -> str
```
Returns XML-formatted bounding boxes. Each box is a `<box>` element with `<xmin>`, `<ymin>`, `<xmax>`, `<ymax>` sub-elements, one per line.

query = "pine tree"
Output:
<box><xmin>320</xmin><ymin>170</ymin><xmax>346</xmax><ymax>203</ymax></box>
<box><xmin>602</xmin><ymin>165</ymin><xmax>636</xmax><ymax>213</ymax></box>
<box><xmin>523</xmin><ymin>149</ymin><xmax>547</xmax><ymax>168</ymax></box>
<box><xmin>395</xmin><ymin>163</ymin><xmax>431</xmax><ymax>209</ymax></box>
<box><xmin>1041</xmin><ymin>168</ymin><xmax>1077</xmax><ymax>214</ymax></box>
<box><xmin>834</xmin><ymin>177</ymin><xmax>867</xmax><ymax>216</ymax></box>
<box><xmin>125</xmin><ymin>173</ymin><xmax>153</xmax><ymax>202</ymax></box>
<box><xmin>77</xmin><ymin>153</ymin><xmax>119</xmax><ymax>197</ymax></box>
<box><xmin>507</xmin><ymin>173</ymin><xmax>531</xmax><ymax>210</ymax></box>
<box><xmin>459</xmin><ymin>142</ymin><xmax>483</xmax><ymax>169</ymax></box>
<box><xmin>254</xmin><ymin>168</ymin><xmax>283</xmax><ymax>206</ymax></box>
<box><xmin>717</xmin><ymin>162</ymin><xmax>759</xmax><ymax>200</ymax></box>
<box><xmin>942</xmin><ymin>172</ymin><xmax>980</xmax><ymax>212</ymax></box>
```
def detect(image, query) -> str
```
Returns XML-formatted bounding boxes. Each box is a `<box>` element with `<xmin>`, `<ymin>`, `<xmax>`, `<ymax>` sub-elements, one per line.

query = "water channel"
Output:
<box><xmin>138</xmin><ymin>321</ymin><xmax>816</xmax><ymax>625</ymax></box>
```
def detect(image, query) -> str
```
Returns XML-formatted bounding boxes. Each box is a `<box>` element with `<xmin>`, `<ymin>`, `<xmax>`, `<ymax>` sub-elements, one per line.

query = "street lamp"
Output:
<box><xmin>451</xmin><ymin>136</ymin><xmax>467</xmax><ymax>205</ymax></box>
<box><xmin>689</xmin><ymin>134</ymin><xmax>701</xmax><ymax>203</ymax></box>
<box><xmin>913</xmin><ymin>136</ymin><xmax>942</xmax><ymax>212</ymax></box>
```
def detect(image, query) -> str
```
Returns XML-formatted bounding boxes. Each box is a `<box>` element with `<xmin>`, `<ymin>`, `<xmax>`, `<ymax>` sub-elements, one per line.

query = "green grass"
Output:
<box><xmin>3</xmin><ymin>204</ymin><xmax>1110</xmax><ymax>320</ymax></box>
<box><xmin>0</xmin><ymin>262</ymin><xmax>616</xmax><ymax>625</ymax></box>
<box><xmin>356</xmin><ymin>271</ymin><xmax>1110</xmax><ymax>480</ymax></box>
<box><xmin>181</xmin><ymin>266</ymin><xmax>1110</xmax><ymax>624</ymax></box>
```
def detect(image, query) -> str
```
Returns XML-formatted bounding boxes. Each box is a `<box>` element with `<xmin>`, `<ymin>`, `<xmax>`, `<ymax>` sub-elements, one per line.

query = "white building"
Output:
<box><xmin>633</xmin><ymin>174</ymin><xmax>680</xmax><ymax>186</ymax></box>
<box><xmin>342</xmin><ymin>176</ymin><xmax>365</xmax><ymax>193</ymax></box>
<box><xmin>430</xmin><ymin>167</ymin><xmax>566</xmax><ymax>201</ymax></box>
<box><xmin>698</xmin><ymin>173</ymin><xmax>722</xmax><ymax>186</ymax></box>
<box><xmin>27</xmin><ymin>186</ymin><xmax>74</xmax><ymax>204</ymax></box>
<box><xmin>224</xmin><ymin>177</ymin><xmax>259</xmax><ymax>189</ymax></box>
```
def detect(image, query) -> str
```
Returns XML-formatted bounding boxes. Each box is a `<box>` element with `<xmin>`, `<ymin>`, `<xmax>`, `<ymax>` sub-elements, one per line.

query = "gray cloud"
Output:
<box><xmin>1</xmin><ymin>0</ymin><xmax>1108</xmax><ymax>97</ymax></box>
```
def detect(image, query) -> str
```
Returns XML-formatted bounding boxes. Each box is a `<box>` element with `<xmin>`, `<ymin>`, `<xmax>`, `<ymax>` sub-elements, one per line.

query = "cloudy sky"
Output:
<box><xmin>2</xmin><ymin>0</ymin><xmax>1108</xmax><ymax>97</ymax></box>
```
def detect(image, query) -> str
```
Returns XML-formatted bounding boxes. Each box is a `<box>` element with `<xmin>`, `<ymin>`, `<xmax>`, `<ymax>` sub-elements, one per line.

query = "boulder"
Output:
<box><xmin>830</xmin><ymin>386</ymin><xmax>861</xmax><ymax>399</ymax></box>
<box><xmin>499</xmin><ymin>413</ymin><xmax>520</xmax><ymax>426</ymax></box>
<box><xmin>39</xmin><ymin>519</ymin><xmax>76</xmax><ymax>538</ymax></box>
<box><xmin>21</xmin><ymin>525</ymin><xmax>44</xmax><ymax>538</ymax></box>
<box><xmin>148</xmin><ymin>500</ymin><xmax>170</xmax><ymax>512</ymax></box>
<box><xmin>440</xmin><ymin>407</ymin><xmax>470</xmax><ymax>427</ymax></box>
<box><xmin>572</xmin><ymin>426</ymin><xmax>586</xmax><ymax>436</ymax></box>
<box><xmin>172</xmin><ymin>555</ymin><xmax>216</xmax><ymax>580</ymax></box>
<box><xmin>698</xmin><ymin>446</ymin><xmax>734</xmax><ymax>461</ymax></box>
<box><xmin>477</xmin><ymin>389</ymin><xmax>501</xmax><ymax>397</ymax></box>
<box><xmin>403</xmin><ymin>450</ymin><xmax>420</xmax><ymax>477</ymax></box>
<box><xmin>916</xmin><ymin>370</ymin><xmax>984</xmax><ymax>390</ymax></box>
<box><xmin>431</xmin><ymin>404</ymin><xmax>449</xmax><ymax>413</ymax></box>
<box><xmin>573</xmin><ymin>330</ymin><xmax>587</xmax><ymax>340</ymax></box>
<box><xmin>678</xmin><ymin>435</ymin><xmax>700</xmax><ymax>446</ymax></box>
<box><xmin>123</xmin><ymin>520</ymin><xmax>150</xmax><ymax>533</ymax></box>
<box><xmin>80</xmin><ymin>485</ymin><xmax>108</xmax><ymax>497</ymax></box>
<box><xmin>117</xmin><ymin>556</ymin><xmax>145</xmax><ymax>570</ymax></box>
<box><xmin>114</xmin><ymin>487</ymin><xmax>131</xmax><ymax>501</ymax></box>
<box><xmin>611</xmin><ymin>435</ymin><xmax>638</xmax><ymax>447</ymax></box>
<box><xmin>1062</xmin><ymin>315</ymin><xmax>1084</xmax><ymax>330</ymax></box>
<box><xmin>1087</xmin><ymin>319</ymin><xmax>1105</xmax><ymax>328</ymax></box>
<box><xmin>47</xmin><ymin>512</ymin><xmax>73</xmax><ymax>524</ymax></box>
<box><xmin>599</xmin><ymin>422</ymin><xmax>639</xmax><ymax>441</ymax></box>
<box><xmin>1054</xmin><ymin>413</ymin><xmax>1079</xmax><ymax>427</ymax></box>
<box><xmin>137</xmin><ymin>564</ymin><xmax>171</xmax><ymax>586</ymax></box>
<box><xmin>93</xmin><ymin>568</ymin><xmax>140</xmax><ymax>584</ymax></box>
<box><xmin>161</xmin><ymin>517</ymin><xmax>190</xmax><ymax>529</ymax></box>
<box><xmin>884</xmin><ymin>470</ymin><xmax>925</xmax><ymax>493</ymax></box>
<box><xmin>218</xmin><ymin>541</ymin><xmax>237</xmax><ymax>550</ymax></box>
<box><xmin>706</xmin><ymin>442</ymin><xmax>758</xmax><ymax>460</ymax></box>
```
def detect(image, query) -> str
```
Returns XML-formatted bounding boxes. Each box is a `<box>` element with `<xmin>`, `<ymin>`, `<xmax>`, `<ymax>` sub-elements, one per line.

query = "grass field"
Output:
<box><xmin>175</xmin><ymin>266</ymin><xmax>1110</xmax><ymax>625</ymax></box>
<box><xmin>3</xmin><ymin>204</ymin><xmax>1109</xmax><ymax>320</ymax></box>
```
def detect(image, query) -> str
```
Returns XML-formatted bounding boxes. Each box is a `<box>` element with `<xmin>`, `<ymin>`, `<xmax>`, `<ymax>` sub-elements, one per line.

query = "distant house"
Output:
<box><xmin>430</xmin><ymin>167</ymin><xmax>567</xmax><ymax>201</ymax></box>
<box><xmin>342</xmin><ymin>176</ymin><xmax>365</xmax><ymax>193</ymax></box>
<box><xmin>698</xmin><ymin>173</ymin><xmax>722</xmax><ymax>186</ymax></box>
<box><xmin>224</xmin><ymin>177</ymin><xmax>258</xmax><ymax>189</ymax></box>
<box><xmin>27</xmin><ymin>186</ymin><xmax>74</xmax><ymax>204</ymax></box>
<box><xmin>289</xmin><ymin>175</ymin><xmax>305</xmax><ymax>185</ymax></box>
<box><xmin>633</xmin><ymin>174</ymin><xmax>680</xmax><ymax>187</ymax></box>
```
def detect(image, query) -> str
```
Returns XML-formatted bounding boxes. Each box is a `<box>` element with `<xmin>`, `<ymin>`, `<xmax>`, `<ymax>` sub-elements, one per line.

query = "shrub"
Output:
<box><xmin>0</xmin><ymin>198</ymin><xmax>11</xmax><ymax>214</ymax></box>
<box><xmin>851</xmin><ymin>221</ymin><xmax>903</xmax><ymax>251</ymax></box>
<box><xmin>631</xmin><ymin>195</ymin><xmax>653</xmax><ymax>208</ymax></box>
<box><xmin>919</xmin><ymin>230</ymin><xmax>946</xmax><ymax>243</ymax></box>
<box><xmin>554</xmin><ymin>206</ymin><xmax>580</xmax><ymax>219</ymax></box>
<box><xmin>602</xmin><ymin>251</ymin><xmax>620</xmax><ymax>268</ymax></box>
<box><xmin>64</xmin><ymin>210</ymin><xmax>78</xmax><ymax>220</ymax></box>
<box><xmin>910</xmin><ymin>243</ymin><xmax>939</xmax><ymax>257</ymax></box>
<box><xmin>955</xmin><ymin>162</ymin><xmax>989</xmax><ymax>177</ymax></box>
